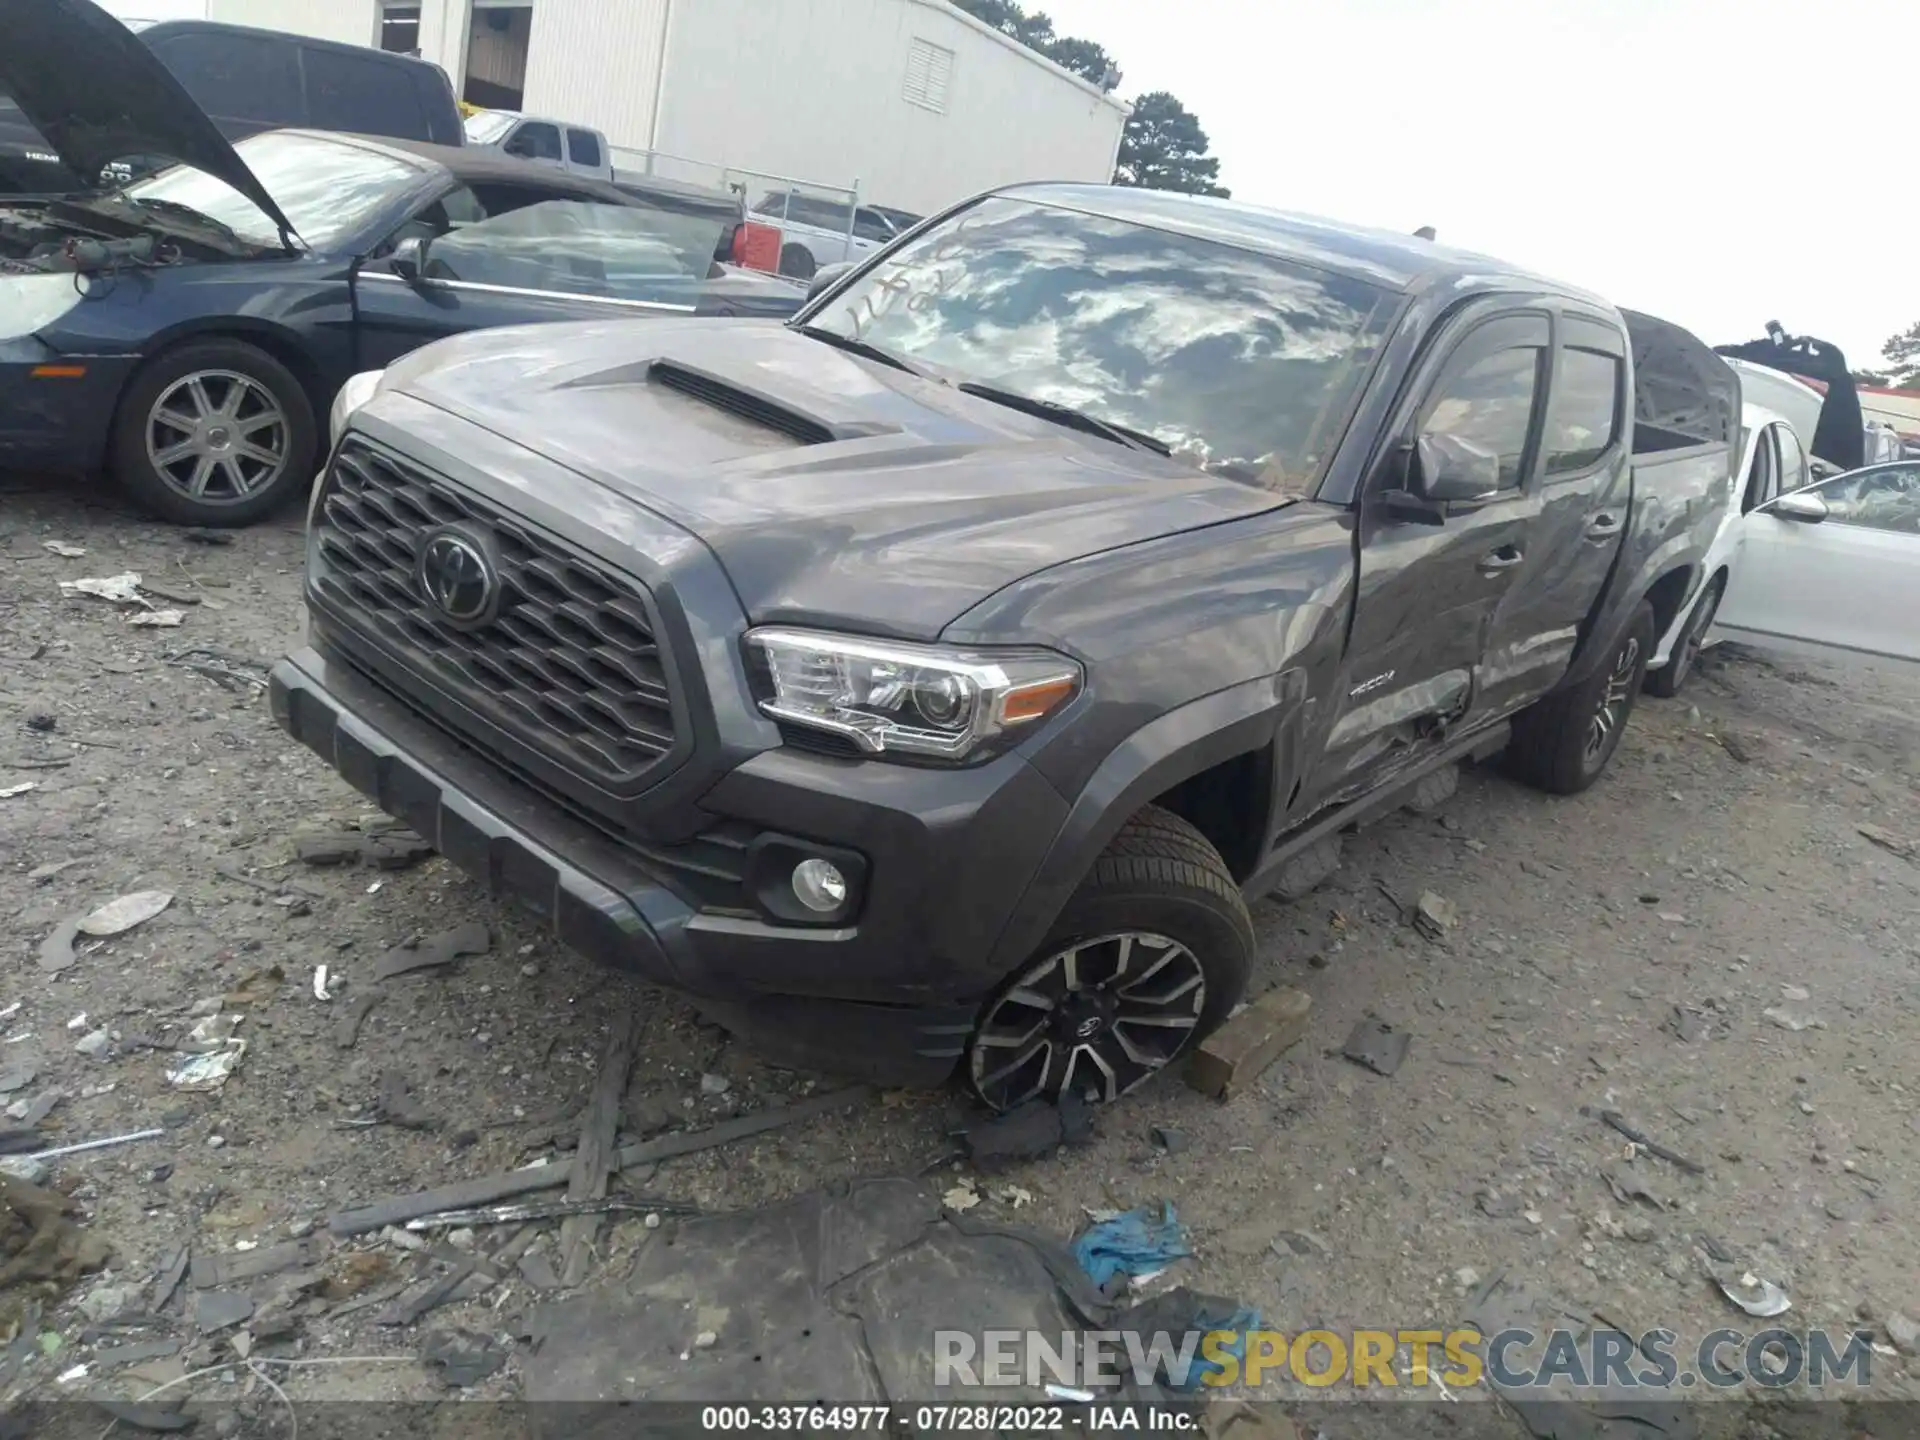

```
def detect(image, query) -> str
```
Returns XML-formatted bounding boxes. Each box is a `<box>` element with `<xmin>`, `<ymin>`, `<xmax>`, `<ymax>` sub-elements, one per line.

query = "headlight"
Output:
<box><xmin>328</xmin><ymin>369</ymin><xmax>384</xmax><ymax>449</ymax></box>
<box><xmin>744</xmin><ymin>628</ymin><xmax>1081</xmax><ymax>762</ymax></box>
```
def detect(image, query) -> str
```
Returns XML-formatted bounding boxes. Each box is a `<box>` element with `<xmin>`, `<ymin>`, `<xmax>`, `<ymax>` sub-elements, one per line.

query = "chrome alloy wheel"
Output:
<box><xmin>1586</xmin><ymin>634</ymin><xmax>1641</xmax><ymax>761</ymax></box>
<box><xmin>968</xmin><ymin>932</ymin><xmax>1207</xmax><ymax>1111</ymax></box>
<box><xmin>145</xmin><ymin>370</ymin><xmax>289</xmax><ymax>505</ymax></box>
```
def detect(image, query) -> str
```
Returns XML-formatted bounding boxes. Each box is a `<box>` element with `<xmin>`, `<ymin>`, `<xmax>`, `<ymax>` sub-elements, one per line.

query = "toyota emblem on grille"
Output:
<box><xmin>415</xmin><ymin>526</ymin><xmax>501</xmax><ymax>627</ymax></box>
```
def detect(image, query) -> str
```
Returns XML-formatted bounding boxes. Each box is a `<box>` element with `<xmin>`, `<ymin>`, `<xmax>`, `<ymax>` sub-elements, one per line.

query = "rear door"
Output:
<box><xmin>1717</xmin><ymin>462</ymin><xmax>1920</xmax><ymax>665</ymax></box>
<box><xmin>1474</xmin><ymin>311</ymin><xmax>1631</xmax><ymax>720</ymax></box>
<box><xmin>1307</xmin><ymin>303</ymin><xmax>1550</xmax><ymax>808</ymax></box>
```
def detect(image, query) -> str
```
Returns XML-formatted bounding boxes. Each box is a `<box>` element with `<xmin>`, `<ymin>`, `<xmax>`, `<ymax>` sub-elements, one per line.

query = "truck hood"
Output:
<box><xmin>380</xmin><ymin>319</ymin><xmax>1282</xmax><ymax>638</ymax></box>
<box><xmin>0</xmin><ymin>0</ymin><xmax>296</xmax><ymax>239</ymax></box>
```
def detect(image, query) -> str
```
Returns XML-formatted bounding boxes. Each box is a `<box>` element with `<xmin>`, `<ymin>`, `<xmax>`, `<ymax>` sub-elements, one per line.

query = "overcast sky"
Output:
<box><xmin>1041</xmin><ymin>0</ymin><xmax>1915</xmax><ymax>371</ymax></box>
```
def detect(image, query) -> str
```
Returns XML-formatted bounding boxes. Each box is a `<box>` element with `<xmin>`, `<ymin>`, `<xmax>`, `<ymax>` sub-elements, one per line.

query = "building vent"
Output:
<box><xmin>903</xmin><ymin>37</ymin><xmax>954</xmax><ymax>114</ymax></box>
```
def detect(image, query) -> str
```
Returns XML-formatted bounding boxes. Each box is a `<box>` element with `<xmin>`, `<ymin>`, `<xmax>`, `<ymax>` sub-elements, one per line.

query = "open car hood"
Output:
<box><xmin>0</xmin><ymin>0</ymin><xmax>296</xmax><ymax>241</ymax></box>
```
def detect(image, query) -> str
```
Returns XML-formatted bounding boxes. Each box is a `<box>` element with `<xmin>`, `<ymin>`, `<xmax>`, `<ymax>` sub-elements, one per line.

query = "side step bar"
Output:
<box><xmin>1242</xmin><ymin>722</ymin><xmax>1510</xmax><ymax>903</ymax></box>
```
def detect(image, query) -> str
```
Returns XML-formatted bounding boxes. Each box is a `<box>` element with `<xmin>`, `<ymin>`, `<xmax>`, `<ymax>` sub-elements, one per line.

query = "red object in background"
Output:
<box><xmin>731</xmin><ymin>221</ymin><xmax>782</xmax><ymax>273</ymax></box>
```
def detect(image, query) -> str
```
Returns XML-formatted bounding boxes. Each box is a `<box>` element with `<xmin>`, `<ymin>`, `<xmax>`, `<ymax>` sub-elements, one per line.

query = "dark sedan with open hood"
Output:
<box><xmin>0</xmin><ymin>0</ymin><xmax>804</xmax><ymax>526</ymax></box>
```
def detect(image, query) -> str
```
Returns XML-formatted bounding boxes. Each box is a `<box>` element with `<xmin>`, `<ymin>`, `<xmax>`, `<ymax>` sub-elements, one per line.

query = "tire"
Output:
<box><xmin>1269</xmin><ymin>833</ymin><xmax>1342</xmax><ymax>902</ymax></box>
<box><xmin>965</xmin><ymin>805</ymin><xmax>1252</xmax><ymax>1112</ymax></box>
<box><xmin>778</xmin><ymin>243</ymin><xmax>817</xmax><ymax>281</ymax></box>
<box><xmin>1506</xmin><ymin>600</ymin><xmax>1656</xmax><ymax>795</ymax></box>
<box><xmin>1645</xmin><ymin>575</ymin><xmax>1723</xmax><ymax>698</ymax></box>
<box><xmin>109</xmin><ymin>339</ymin><xmax>317</xmax><ymax>527</ymax></box>
<box><xmin>1403</xmin><ymin>762</ymin><xmax>1461</xmax><ymax>815</ymax></box>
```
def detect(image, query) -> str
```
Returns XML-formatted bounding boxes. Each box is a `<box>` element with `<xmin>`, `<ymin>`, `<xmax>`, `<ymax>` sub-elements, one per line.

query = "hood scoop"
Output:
<box><xmin>647</xmin><ymin>359</ymin><xmax>893</xmax><ymax>447</ymax></box>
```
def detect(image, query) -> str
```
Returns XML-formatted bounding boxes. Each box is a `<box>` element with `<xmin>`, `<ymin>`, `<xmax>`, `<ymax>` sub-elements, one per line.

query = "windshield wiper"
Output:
<box><xmin>794</xmin><ymin>324</ymin><xmax>922</xmax><ymax>376</ymax></box>
<box><xmin>62</xmin><ymin>192</ymin><xmax>254</xmax><ymax>252</ymax></box>
<box><xmin>955</xmin><ymin>381</ymin><xmax>1172</xmax><ymax>456</ymax></box>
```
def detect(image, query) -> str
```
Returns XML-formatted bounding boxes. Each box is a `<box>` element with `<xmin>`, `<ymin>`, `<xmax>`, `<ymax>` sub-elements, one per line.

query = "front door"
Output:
<box><xmin>1306</xmin><ymin>309</ymin><xmax>1551</xmax><ymax>811</ymax></box>
<box><xmin>1717</xmin><ymin>462</ymin><xmax>1920</xmax><ymax>666</ymax></box>
<box><xmin>351</xmin><ymin>182</ymin><xmax>703</xmax><ymax>372</ymax></box>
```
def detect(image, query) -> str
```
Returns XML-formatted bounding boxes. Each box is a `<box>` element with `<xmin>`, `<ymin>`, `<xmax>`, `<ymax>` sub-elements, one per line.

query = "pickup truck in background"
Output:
<box><xmin>275</xmin><ymin>184</ymin><xmax>1733</xmax><ymax>1109</ymax></box>
<box><xmin>745</xmin><ymin>191</ymin><xmax>922</xmax><ymax>279</ymax></box>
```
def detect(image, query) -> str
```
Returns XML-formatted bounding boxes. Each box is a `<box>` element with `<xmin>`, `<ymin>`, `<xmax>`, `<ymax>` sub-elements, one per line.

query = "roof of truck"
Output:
<box><xmin>1006</xmin><ymin>182</ymin><xmax>1598</xmax><ymax>300</ymax></box>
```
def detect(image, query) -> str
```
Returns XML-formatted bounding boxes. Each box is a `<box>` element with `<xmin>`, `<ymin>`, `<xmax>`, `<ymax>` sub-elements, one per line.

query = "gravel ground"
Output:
<box><xmin>3</xmin><ymin>476</ymin><xmax>1919</xmax><ymax>1432</ymax></box>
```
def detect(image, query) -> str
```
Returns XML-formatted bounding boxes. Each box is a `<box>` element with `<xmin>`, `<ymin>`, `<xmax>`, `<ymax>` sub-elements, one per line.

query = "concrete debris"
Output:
<box><xmin>1187</xmin><ymin>987</ymin><xmax>1313</xmax><ymax>1099</ymax></box>
<box><xmin>76</xmin><ymin>889</ymin><xmax>173</xmax><ymax>938</ymax></box>
<box><xmin>74</xmin><ymin>1029</ymin><xmax>111</xmax><ymax>1058</ymax></box>
<box><xmin>193</xmin><ymin>1289</ymin><xmax>253</xmax><ymax>1333</ymax></box>
<box><xmin>1341</xmin><ymin>1015</ymin><xmax>1410</xmax><ymax>1077</ymax></box>
<box><xmin>37</xmin><ymin>915</ymin><xmax>85</xmax><ymax>974</ymax></box>
<box><xmin>420</xmin><ymin>1327</ymin><xmax>506</xmax><ymax>1388</ymax></box>
<box><xmin>1413</xmin><ymin>890</ymin><xmax>1458</xmax><ymax>939</ymax></box>
<box><xmin>1886</xmin><ymin>1312</ymin><xmax>1920</xmax><ymax>1355</ymax></box>
<box><xmin>1857</xmin><ymin>823</ymin><xmax>1916</xmax><ymax>861</ymax></box>
<box><xmin>1763</xmin><ymin>1004</ymin><xmax>1824</xmax><ymax>1032</ymax></box>
<box><xmin>297</xmin><ymin>828</ymin><xmax>435</xmax><ymax>870</ymax></box>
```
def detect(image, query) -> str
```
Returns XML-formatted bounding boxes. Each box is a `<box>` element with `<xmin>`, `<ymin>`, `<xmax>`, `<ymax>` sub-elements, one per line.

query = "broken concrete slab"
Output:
<box><xmin>193</xmin><ymin>1290</ymin><xmax>253</xmax><ymax>1333</ymax></box>
<box><xmin>1341</xmin><ymin>1015</ymin><xmax>1410</xmax><ymax>1077</ymax></box>
<box><xmin>189</xmin><ymin>1237</ymin><xmax>321</xmax><ymax>1290</ymax></box>
<box><xmin>1186</xmin><ymin>988</ymin><xmax>1312</xmax><ymax>1099</ymax></box>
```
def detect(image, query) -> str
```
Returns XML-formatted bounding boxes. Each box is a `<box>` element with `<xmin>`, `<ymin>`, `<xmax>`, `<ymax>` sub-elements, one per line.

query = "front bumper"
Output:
<box><xmin>271</xmin><ymin>645</ymin><xmax>1070</xmax><ymax>1086</ymax></box>
<box><xmin>0</xmin><ymin>356</ymin><xmax>139</xmax><ymax>472</ymax></box>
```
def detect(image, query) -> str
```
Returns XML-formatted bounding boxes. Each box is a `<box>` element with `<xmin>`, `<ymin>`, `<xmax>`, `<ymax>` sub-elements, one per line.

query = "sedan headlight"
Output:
<box><xmin>745</xmin><ymin>628</ymin><xmax>1081</xmax><ymax>762</ymax></box>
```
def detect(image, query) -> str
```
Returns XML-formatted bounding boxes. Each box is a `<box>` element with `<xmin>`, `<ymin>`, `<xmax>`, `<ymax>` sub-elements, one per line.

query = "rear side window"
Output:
<box><xmin>151</xmin><ymin>34</ymin><xmax>302</xmax><ymax>127</ymax></box>
<box><xmin>302</xmin><ymin>48</ymin><xmax>429</xmax><ymax>139</ymax></box>
<box><xmin>566</xmin><ymin>129</ymin><xmax>603</xmax><ymax>169</ymax></box>
<box><xmin>1544</xmin><ymin>347</ymin><xmax>1622</xmax><ymax>474</ymax></box>
<box><xmin>504</xmin><ymin>123</ymin><xmax>563</xmax><ymax>162</ymax></box>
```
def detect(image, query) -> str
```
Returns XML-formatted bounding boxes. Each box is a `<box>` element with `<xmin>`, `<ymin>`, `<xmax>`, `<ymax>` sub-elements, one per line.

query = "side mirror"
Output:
<box><xmin>390</xmin><ymin>236</ymin><xmax>428</xmax><ymax>284</ymax></box>
<box><xmin>1411</xmin><ymin>432</ymin><xmax>1502</xmax><ymax>502</ymax></box>
<box><xmin>806</xmin><ymin>261</ymin><xmax>853</xmax><ymax>303</ymax></box>
<box><xmin>1769</xmin><ymin>489</ymin><xmax>1828</xmax><ymax>523</ymax></box>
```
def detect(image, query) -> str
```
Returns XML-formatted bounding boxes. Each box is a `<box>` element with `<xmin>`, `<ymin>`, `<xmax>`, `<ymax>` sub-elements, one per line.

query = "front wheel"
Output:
<box><xmin>777</xmin><ymin>243</ymin><xmax>817</xmax><ymax>280</ymax></box>
<box><xmin>1506</xmin><ymin>601</ymin><xmax>1656</xmax><ymax>795</ymax></box>
<box><xmin>109</xmin><ymin>339</ymin><xmax>317</xmax><ymax>527</ymax></box>
<box><xmin>965</xmin><ymin>806</ymin><xmax>1252</xmax><ymax>1112</ymax></box>
<box><xmin>1645</xmin><ymin>575</ymin><xmax>1723</xmax><ymax>698</ymax></box>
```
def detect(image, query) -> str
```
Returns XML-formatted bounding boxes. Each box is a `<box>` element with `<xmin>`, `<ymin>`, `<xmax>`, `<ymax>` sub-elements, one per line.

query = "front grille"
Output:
<box><xmin>312</xmin><ymin>439</ymin><xmax>677</xmax><ymax>788</ymax></box>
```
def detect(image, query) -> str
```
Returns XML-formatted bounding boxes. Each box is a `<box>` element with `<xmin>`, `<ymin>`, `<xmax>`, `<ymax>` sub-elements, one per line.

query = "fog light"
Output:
<box><xmin>791</xmin><ymin>858</ymin><xmax>848</xmax><ymax>913</ymax></box>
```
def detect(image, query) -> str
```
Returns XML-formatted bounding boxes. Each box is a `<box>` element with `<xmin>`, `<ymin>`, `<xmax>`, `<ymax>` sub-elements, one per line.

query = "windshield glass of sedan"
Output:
<box><xmin>806</xmin><ymin>195</ymin><xmax>1398</xmax><ymax>489</ymax></box>
<box><xmin>124</xmin><ymin>132</ymin><xmax>417</xmax><ymax>248</ymax></box>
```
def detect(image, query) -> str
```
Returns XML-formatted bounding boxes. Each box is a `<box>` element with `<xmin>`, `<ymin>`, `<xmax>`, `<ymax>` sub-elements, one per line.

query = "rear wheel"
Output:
<box><xmin>1506</xmin><ymin>601</ymin><xmax>1656</xmax><ymax>795</ymax></box>
<box><xmin>1645</xmin><ymin>575</ymin><xmax>1723</xmax><ymax>698</ymax></box>
<box><xmin>965</xmin><ymin>806</ymin><xmax>1251</xmax><ymax>1112</ymax></box>
<box><xmin>778</xmin><ymin>243</ymin><xmax>817</xmax><ymax>280</ymax></box>
<box><xmin>109</xmin><ymin>339</ymin><xmax>316</xmax><ymax>527</ymax></box>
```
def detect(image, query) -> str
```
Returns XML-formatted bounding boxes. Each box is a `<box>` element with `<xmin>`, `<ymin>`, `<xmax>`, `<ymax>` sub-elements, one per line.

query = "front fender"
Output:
<box><xmin>985</xmin><ymin>670</ymin><xmax>1307</xmax><ymax>973</ymax></box>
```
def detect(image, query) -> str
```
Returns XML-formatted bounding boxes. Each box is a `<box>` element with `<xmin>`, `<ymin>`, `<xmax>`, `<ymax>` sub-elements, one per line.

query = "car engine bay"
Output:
<box><xmin>0</xmin><ymin>207</ymin><xmax>182</xmax><ymax>275</ymax></box>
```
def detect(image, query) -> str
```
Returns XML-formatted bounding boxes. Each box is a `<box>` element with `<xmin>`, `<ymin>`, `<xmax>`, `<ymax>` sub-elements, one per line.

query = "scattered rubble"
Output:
<box><xmin>1412</xmin><ymin>890</ymin><xmax>1458</xmax><ymax>940</ymax></box>
<box><xmin>373</xmin><ymin>921</ymin><xmax>491</xmax><ymax>981</ymax></box>
<box><xmin>1341</xmin><ymin>1015</ymin><xmax>1410</xmax><ymax>1077</ymax></box>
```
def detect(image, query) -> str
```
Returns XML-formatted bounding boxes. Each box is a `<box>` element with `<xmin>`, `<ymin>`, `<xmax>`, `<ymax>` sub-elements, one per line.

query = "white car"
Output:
<box><xmin>1645</xmin><ymin>388</ymin><xmax>1814</xmax><ymax>693</ymax></box>
<box><xmin>1712</xmin><ymin>457</ymin><xmax>1920</xmax><ymax>668</ymax></box>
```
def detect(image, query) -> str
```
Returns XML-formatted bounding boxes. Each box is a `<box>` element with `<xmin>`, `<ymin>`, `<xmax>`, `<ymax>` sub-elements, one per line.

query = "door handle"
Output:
<box><xmin>1585</xmin><ymin>513</ymin><xmax>1624</xmax><ymax>539</ymax></box>
<box><xmin>1478</xmin><ymin>545</ymin><xmax>1524</xmax><ymax>574</ymax></box>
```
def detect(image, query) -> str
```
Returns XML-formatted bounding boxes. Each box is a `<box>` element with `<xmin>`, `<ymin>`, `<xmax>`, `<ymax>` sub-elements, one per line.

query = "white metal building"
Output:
<box><xmin>199</xmin><ymin>0</ymin><xmax>1130</xmax><ymax>215</ymax></box>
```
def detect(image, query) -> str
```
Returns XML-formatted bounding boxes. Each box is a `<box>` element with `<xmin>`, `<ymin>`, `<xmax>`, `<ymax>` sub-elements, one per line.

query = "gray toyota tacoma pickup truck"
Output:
<box><xmin>271</xmin><ymin>183</ymin><xmax>1735</xmax><ymax>1110</ymax></box>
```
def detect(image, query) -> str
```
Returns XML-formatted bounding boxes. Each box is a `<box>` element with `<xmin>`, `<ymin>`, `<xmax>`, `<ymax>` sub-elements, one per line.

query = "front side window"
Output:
<box><xmin>1421</xmin><ymin>345</ymin><xmax>1543</xmax><ymax>492</ymax></box>
<box><xmin>1812</xmin><ymin>463</ymin><xmax>1920</xmax><ymax>534</ymax></box>
<box><xmin>1741</xmin><ymin>425</ymin><xmax>1779</xmax><ymax>512</ymax></box>
<box><xmin>125</xmin><ymin>131</ymin><xmax>417</xmax><ymax>248</ymax></box>
<box><xmin>420</xmin><ymin>198</ymin><xmax>714</xmax><ymax>306</ymax></box>
<box><xmin>804</xmin><ymin>195</ymin><xmax>1398</xmax><ymax>491</ymax></box>
<box><xmin>1543</xmin><ymin>347</ymin><xmax>1621</xmax><ymax>475</ymax></box>
<box><xmin>504</xmin><ymin>123</ymin><xmax>562</xmax><ymax>162</ymax></box>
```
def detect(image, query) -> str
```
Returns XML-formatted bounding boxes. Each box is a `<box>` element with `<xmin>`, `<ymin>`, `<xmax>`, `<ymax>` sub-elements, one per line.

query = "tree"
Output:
<box><xmin>1878</xmin><ymin>321</ymin><xmax>1920</xmax><ymax>389</ymax></box>
<box><xmin>1114</xmin><ymin>91</ymin><xmax>1230</xmax><ymax>198</ymax></box>
<box><xmin>949</xmin><ymin>0</ymin><xmax>1120</xmax><ymax>91</ymax></box>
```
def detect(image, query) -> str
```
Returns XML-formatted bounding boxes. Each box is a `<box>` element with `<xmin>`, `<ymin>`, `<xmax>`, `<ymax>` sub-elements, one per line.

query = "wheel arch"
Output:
<box><xmin>985</xmin><ymin>671</ymin><xmax>1304</xmax><ymax>976</ymax></box>
<box><xmin>109</xmin><ymin>321</ymin><xmax>329</xmax><ymax>441</ymax></box>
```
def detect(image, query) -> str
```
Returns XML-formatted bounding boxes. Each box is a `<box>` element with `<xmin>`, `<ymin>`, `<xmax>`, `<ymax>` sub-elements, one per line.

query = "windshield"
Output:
<box><xmin>804</xmin><ymin>195</ymin><xmax>1398</xmax><ymax>490</ymax></box>
<box><xmin>123</xmin><ymin>131</ymin><xmax>417</xmax><ymax>247</ymax></box>
<box><xmin>463</xmin><ymin>111</ymin><xmax>518</xmax><ymax>145</ymax></box>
